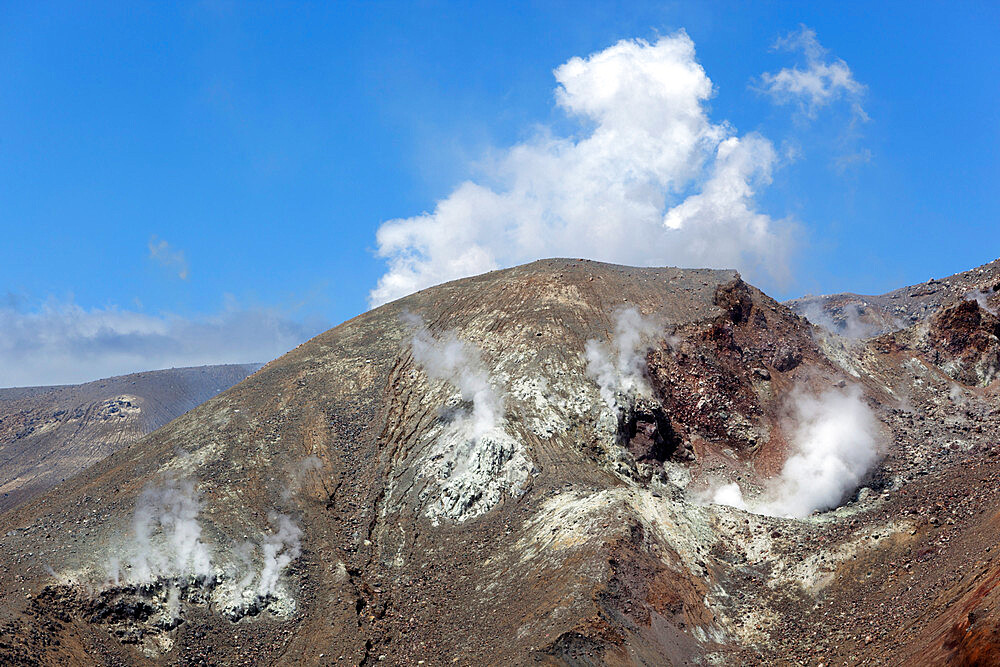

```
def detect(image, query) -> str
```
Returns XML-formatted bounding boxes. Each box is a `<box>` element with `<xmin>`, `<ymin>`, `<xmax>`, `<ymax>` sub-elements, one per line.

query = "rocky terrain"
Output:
<box><xmin>0</xmin><ymin>364</ymin><xmax>261</xmax><ymax>513</ymax></box>
<box><xmin>787</xmin><ymin>257</ymin><xmax>1000</xmax><ymax>339</ymax></box>
<box><xmin>0</xmin><ymin>258</ymin><xmax>998</xmax><ymax>665</ymax></box>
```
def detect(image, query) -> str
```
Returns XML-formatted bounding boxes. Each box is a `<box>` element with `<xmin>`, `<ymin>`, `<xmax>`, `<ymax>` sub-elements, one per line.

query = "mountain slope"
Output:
<box><xmin>0</xmin><ymin>364</ymin><xmax>261</xmax><ymax>513</ymax></box>
<box><xmin>786</xmin><ymin>257</ymin><xmax>1000</xmax><ymax>338</ymax></box>
<box><xmin>0</xmin><ymin>259</ymin><xmax>999</xmax><ymax>665</ymax></box>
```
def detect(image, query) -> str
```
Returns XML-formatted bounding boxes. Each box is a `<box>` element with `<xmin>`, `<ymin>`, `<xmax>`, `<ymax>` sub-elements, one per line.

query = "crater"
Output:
<box><xmin>617</xmin><ymin>398</ymin><xmax>691</xmax><ymax>464</ymax></box>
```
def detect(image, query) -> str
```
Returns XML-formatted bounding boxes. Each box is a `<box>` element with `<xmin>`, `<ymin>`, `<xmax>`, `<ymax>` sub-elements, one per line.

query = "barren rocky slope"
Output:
<box><xmin>1</xmin><ymin>258</ymin><xmax>999</xmax><ymax>665</ymax></box>
<box><xmin>0</xmin><ymin>364</ymin><xmax>261</xmax><ymax>513</ymax></box>
<box><xmin>787</xmin><ymin>257</ymin><xmax>1000</xmax><ymax>338</ymax></box>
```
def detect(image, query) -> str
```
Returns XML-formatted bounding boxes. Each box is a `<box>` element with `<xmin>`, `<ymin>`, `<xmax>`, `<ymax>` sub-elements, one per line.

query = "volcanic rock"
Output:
<box><xmin>0</xmin><ymin>258</ymin><xmax>998</xmax><ymax>665</ymax></box>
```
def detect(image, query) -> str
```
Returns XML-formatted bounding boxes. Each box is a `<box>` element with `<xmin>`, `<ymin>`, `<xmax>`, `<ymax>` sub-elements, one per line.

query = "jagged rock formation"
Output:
<box><xmin>787</xmin><ymin>257</ymin><xmax>1000</xmax><ymax>339</ymax></box>
<box><xmin>0</xmin><ymin>364</ymin><xmax>261</xmax><ymax>513</ymax></box>
<box><xmin>0</xmin><ymin>258</ymin><xmax>999</xmax><ymax>665</ymax></box>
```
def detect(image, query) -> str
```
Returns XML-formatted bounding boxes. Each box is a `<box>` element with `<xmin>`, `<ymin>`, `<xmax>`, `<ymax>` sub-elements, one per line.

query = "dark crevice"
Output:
<box><xmin>616</xmin><ymin>399</ymin><xmax>691</xmax><ymax>464</ymax></box>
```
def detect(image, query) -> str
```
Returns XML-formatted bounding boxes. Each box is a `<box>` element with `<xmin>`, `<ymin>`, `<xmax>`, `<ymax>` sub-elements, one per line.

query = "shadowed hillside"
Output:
<box><xmin>0</xmin><ymin>364</ymin><xmax>261</xmax><ymax>513</ymax></box>
<box><xmin>1</xmin><ymin>259</ymin><xmax>999</xmax><ymax>665</ymax></box>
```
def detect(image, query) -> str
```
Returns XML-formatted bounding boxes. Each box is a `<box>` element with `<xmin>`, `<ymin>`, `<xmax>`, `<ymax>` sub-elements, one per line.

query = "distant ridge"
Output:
<box><xmin>0</xmin><ymin>363</ymin><xmax>261</xmax><ymax>513</ymax></box>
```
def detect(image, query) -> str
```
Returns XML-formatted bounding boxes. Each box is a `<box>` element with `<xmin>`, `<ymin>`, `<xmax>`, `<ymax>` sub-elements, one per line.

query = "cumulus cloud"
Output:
<box><xmin>370</xmin><ymin>33</ymin><xmax>794</xmax><ymax>307</ymax></box>
<box><xmin>760</xmin><ymin>25</ymin><xmax>866</xmax><ymax>119</ymax></box>
<box><xmin>712</xmin><ymin>384</ymin><xmax>881</xmax><ymax>518</ymax></box>
<box><xmin>148</xmin><ymin>236</ymin><xmax>190</xmax><ymax>280</ymax></box>
<box><xmin>0</xmin><ymin>298</ymin><xmax>322</xmax><ymax>387</ymax></box>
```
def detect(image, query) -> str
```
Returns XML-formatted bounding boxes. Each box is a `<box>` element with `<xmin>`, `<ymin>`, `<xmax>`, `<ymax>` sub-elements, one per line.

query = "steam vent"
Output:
<box><xmin>3</xmin><ymin>257</ymin><xmax>1000</xmax><ymax>665</ymax></box>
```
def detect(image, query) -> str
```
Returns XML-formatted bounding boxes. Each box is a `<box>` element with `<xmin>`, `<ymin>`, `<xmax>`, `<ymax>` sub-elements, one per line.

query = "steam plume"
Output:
<box><xmin>966</xmin><ymin>289</ymin><xmax>997</xmax><ymax>316</ymax></box>
<box><xmin>797</xmin><ymin>301</ymin><xmax>881</xmax><ymax>339</ymax></box>
<box><xmin>406</xmin><ymin>313</ymin><xmax>503</xmax><ymax>437</ymax></box>
<box><xmin>226</xmin><ymin>461</ymin><xmax>311</xmax><ymax>607</ymax></box>
<box><xmin>127</xmin><ymin>475</ymin><xmax>213</xmax><ymax>582</ymax></box>
<box><xmin>402</xmin><ymin>313</ymin><xmax>530</xmax><ymax>524</ymax></box>
<box><xmin>713</xmin><ymin>384</ymin><xmax>881</xmax><ymax>518</ymax></box>
<box><xmin>228</xmin><ymin>541</ymin><xmax>256</xmax><ymax>598</ymax></box>
<box><xmin>256</xmin><ymin>512</ymin><xmax>303</xmax><ymax>598</ymax></box>
<box><xmin>280</xmin><ymin>455</ymin><xmax>323</xmax><ymax>502</ymax></box>
<box><xmin>585</xmin><ymin>307</ymin><xmax>661</xmax><ymax>407</ymax></box>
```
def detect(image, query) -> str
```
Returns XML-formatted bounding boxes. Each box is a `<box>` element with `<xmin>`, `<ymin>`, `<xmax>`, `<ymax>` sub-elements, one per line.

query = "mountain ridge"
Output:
<box><xmin>1</xmin><ymin>258</ymin><xmax>999</xmax><ymax>664</ymax></box>
<box><xmin>0</xmin><ymin>363</ymin><xmax>262</xmax><ymax>514</ymax></box>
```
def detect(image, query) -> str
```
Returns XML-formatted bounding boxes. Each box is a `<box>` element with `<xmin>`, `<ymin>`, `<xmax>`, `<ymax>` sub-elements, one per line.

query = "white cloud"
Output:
<box><xmin>760</xmin><ymin>26</ymin><xmax>866</xmax><ymax>119</ymax></box>
<box><xmin>0</xmin><ymin>298</ymin><xmax>322</xmax><ymax>387</ymax></box>
<box><xmin>370</xmin><ymin>33</ymin><xmax>794</xmax><ymax>307</ymax></box>
<box><xmin>148</xmin><ymin>236</ymin><xmax>190</xmax><ymax>280</ymax></box>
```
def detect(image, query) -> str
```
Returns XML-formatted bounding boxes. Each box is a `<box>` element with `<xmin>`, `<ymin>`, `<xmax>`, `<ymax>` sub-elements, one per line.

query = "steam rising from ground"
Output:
<box><xmin>224</xmin><ymin>513</ymin><xmax>304</xmax><ymax>609</ymax></box>
<box><xmin>712</xmin><ymin>384</ymin><xmax>881</xmax><ymax>518</ymax></box>
<box><xmin>797</xmin><ymin>302</ymin><xmax>882</xmax><ymax>340</ymax></box>
<box><xmin>107</xmin><ymin>465</ymin><xmax>313</xmax><ymax>616</ymax></box>
<box><xmin>126</xmin><ymin>476</ymin><xmax>213</xmax><ymax>583</ymax></box>
<box><xmin>966</xmin><ymin>289</ymin><xmax>998</xmax><ymax>316</ymax></box>
<box><xmin>403</xmin><ymin>314</ymin><xmax>530</xmax><ymax>523</ymax></box>
<box><xmin>585</xmin><ymin>308</ymin><xmax>662</xmax><ymax>408</ymax></box>
<box><xmin>280</xmin><ymin>455</ymin><xmax>323</xmax><ymax>502</ymax></box>
<box><xmin>255</xmin><ymin>512</ymin><xmax>303</xmax><ymax>598</ymax></box>
<box><xmin>406</xmin><ymin>313</ymin><xmax>503</xmax><ymax>437</ymax></box>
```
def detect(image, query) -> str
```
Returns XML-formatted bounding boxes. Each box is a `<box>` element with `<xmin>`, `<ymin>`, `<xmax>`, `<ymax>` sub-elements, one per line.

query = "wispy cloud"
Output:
<box><xmin>759</xmin><ymin>25</ymin><xmax>866</xmax><ymax>120</ymax></box>
<box><xmin>148</xmin><ymin>236</ymin><xmax>190</xmax><ymax>280</ymax></box>
<box><xmin>370</xmin><ymin>32</ymin><xmax>795</xmax><ymax>307</ymax></box>
<box><xmin>0</xmin><ymin>297</ymin><xmax>325</xmax><ymax>387</ymax></box>
<box><xmin>834</xmin><ymin>148</ymin><xmax>874</xmax><ymax>173</ymax></box>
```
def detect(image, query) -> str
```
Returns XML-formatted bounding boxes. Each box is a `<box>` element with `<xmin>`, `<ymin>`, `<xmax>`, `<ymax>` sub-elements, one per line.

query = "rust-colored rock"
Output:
<box><xmin>0</xmin><ymin>258</ymin><xmax>999</xmax><ymax>665</ymax></box>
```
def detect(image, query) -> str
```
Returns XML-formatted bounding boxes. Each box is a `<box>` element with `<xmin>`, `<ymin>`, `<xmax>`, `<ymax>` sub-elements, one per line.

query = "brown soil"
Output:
<box><xmin>0</xmin><ymin>258</ymin><xmax>999</xmax><ymax>665</ymax></box>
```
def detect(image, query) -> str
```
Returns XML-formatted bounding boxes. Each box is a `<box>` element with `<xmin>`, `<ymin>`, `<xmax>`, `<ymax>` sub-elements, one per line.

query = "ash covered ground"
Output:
<box><xmin>2</xmin><ymin>258</ymin><xmax>1000</xmax><ymax>665</ymax></box>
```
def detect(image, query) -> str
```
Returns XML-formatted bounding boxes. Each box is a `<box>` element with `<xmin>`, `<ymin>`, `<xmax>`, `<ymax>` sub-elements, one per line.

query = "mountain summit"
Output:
<box><xmin>2</xmin><ymin>258</ymin><xmax>999</xmax><ymax>665</ymax></box>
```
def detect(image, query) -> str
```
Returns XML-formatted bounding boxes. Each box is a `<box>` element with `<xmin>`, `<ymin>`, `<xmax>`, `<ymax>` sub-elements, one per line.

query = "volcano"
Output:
<box><xmin>0</xmin><ymin>364</ymin><xmax>261</xmax><ymax>514</ymax></box>
<box><xmin>2</xmin><ymin>258</ymin><xmax>1000</xmax><ymax>665</ymax></box>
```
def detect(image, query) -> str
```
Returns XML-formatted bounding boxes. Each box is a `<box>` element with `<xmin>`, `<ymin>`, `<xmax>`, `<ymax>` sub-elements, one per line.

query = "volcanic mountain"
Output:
<box><xmin>1</xmin><ymin>259</ymin><xmax>999</xmax><ymax>665</ymax></box>
<box><xmin>0</xmin><ymin>364</ymin><xmax>261</xmax><ymax>513</ymax></box>
<box><xmin>787</xmin><ymin>257</ymin><xmax>1000</xmax><ymax>340</ymax></box>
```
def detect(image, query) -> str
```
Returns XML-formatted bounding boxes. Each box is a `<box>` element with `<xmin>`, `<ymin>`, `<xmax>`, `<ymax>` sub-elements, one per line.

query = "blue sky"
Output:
<box><xmin>1</xmin><ymin>1</ymin><xmax>999</xmax><ymax>386</ymax></box>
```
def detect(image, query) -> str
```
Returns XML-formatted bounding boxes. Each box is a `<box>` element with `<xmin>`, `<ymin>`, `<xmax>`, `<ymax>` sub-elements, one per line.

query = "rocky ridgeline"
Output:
<box><xmin>0</xmin><ymin>259</ymin><xmax>999</xmax><ymax>664</ymax></box>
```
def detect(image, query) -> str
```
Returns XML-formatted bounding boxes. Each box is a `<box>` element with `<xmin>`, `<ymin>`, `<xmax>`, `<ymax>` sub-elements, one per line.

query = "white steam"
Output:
<box><xmin>127</xmin><ymin>476</ymin><xmax>213</xmax><ymax>583</ymax></box>
<box><xmin>235</xmin><ymin>460</ymin><xmax>313</xmax><ymax>603</ymax></box>
<box><xmin>403</xmin><ymin>314</ymin><xmax>531</xmax><ymax>524</ymax></box>
<box><xmin>966</xmin><ymin>289</ymin><xmax>997</xmax><ymax>316</ymax></box>
<box><xmin>228</xmin><ymin>541</ymin><xmax>256</xmax><ymax>598</ymax></box>
<box><xmin>712</xmin><ymin>384</ymin><xmax>881</xmax><ymax>518</ymax></box>
<box><xmin>256</xmin><ymin>512</ymin><xmax>303</xmax><ymax>598</ymax></box>
<box><xmin>407</xmin><ymin>313</ymin><xmax>503</xmax><ymax>438</ymax></box>
<box><xmin>585</xmin><ymin>308</ymin><xmax>662</xmax><ymax>408</ymax></box>
<box><xmin>280</xmin><ymin>455</ymin><xmax>323</xmax><ymax>502</ymax></box>
<box><xmin>797</xmin><ymin>301</ymin><xmax>881</xmax><ymax>340</ymax></box>
<box><xmin>107</xmin><ymin>466</ymin><xmax>308</xmax><ymax>615</ymax></box>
